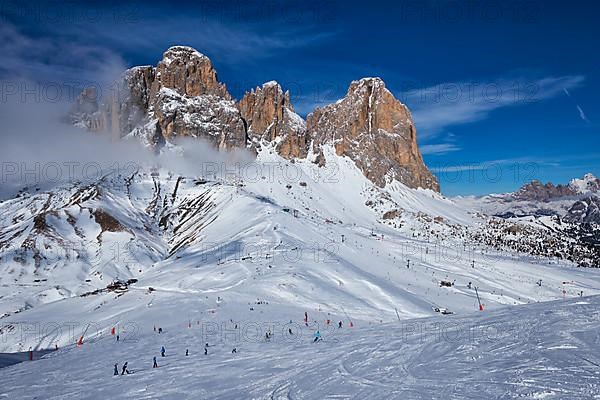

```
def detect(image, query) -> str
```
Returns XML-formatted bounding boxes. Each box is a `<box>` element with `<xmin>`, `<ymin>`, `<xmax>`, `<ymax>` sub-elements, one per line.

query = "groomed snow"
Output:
<box><xmin>1</xmin><ymin>147</ymin><xmax>599</xmax><ymax>398</ymax></box>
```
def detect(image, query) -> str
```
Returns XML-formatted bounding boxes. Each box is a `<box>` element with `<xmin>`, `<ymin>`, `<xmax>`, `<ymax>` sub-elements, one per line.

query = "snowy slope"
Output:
<box><xmin>1</xmin><ymin>295</ymin><xmax>600</xmax><ymax>399</ymax></box>
<box><xmin>2</xmin><ymin>146</ymin><xmax>600</xmax><ymax>355</ymax></box>
<box><xmin>2</xmin><ymin>145</ymin><xmax>600</xmax><ymax>398</ymax></box>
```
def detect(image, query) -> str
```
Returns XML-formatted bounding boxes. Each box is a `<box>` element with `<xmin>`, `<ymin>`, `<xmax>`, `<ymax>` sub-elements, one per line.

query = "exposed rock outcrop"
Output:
<box><xmin>72</xmin><ymin>46</ymin><xmax>247</xmax><ymax>150</ymax></box>
<box><xmin>306</xmin><ymin>78</ymin><xmax>439</xmax><ymax>191</ymax></box>
<box><xmin>564</xmin><ymin>196</ymin><xmax>600</xmax><ymax>224</ymax></box>
<box><xmin>513</xmin><ymin>180</ymin><xmax>576</xmax><ymax>202</ymax></box>
<box><xmin>238</xmin><ymin>81</ymin><xmax>308</xmax><ymax>158</ymax></box>
<box><xmin>69</xmin><ymin>87</ymin><xmax>105</xmax><ymax>132</ymax></box>
<box><xmin>149</xmin><ymin>46</ymin><xmax>230</xmax><ymax>99</ymax></box>
<box><xmin>71</xmin><ymin>48</ymin><xmax>439</xmax><ymax>191</ymax></box>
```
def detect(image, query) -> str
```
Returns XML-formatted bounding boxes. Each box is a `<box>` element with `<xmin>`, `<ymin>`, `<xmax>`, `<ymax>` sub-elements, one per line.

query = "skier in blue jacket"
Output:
<box><xmin>161</xmin><ymin>346</ymin><xmax>166</xmax><ymax>357</ymax></box>
<box><xmin>313</xmin><ymin>330</ymin><xmax>321</xmax><ymax>342</ymax></box>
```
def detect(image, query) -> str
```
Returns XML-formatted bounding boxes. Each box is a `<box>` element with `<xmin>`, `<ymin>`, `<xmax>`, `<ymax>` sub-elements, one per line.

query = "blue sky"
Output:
<box><xmin>1</xmin><ymin>0</ymin><xmax>598</xmax><ymax>195</ymax></box>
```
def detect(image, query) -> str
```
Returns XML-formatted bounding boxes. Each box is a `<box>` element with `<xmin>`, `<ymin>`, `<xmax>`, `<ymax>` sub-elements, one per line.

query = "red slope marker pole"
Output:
<box><xmin>475</xmin><ymin>287</ymin><xmax>484</xmax><ymax>311</ymax></box>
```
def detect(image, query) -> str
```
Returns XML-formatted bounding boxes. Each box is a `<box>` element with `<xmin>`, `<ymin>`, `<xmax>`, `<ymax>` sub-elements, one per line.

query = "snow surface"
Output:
<box><xmin>1</xmin><ymin>296</ymin><xmax>599</xmax><ymax>399</ymax></box>
<box><xmin>570</xmin><ymin>173</ymin><xmax>600</xmax><ymax>194</ymax></box>
<box><xmin>1</xmin><ymin>147</ymin><xmax>600</xmax><ymax>398</ymax></box>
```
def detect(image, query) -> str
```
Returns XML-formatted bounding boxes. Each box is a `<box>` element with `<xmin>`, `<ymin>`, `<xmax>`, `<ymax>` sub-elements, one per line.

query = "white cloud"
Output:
<box><xmin>420</xmin><ymin>143</ymin><xmax>461</xmax><ymax>155</ymax></box>
<box><xmin>402</xmin><ymin>75</ymin><xmax>585</xmax><ymax>140</ymax></box>
<box><xmin>0</xmin><ymin>24</ymin><xmax>126</xmax><ymax>86</ymax></box>
<box><xmin>577</xmin><ymin>105</ymin><xmax>590</xmax><ymax>123</ymax></box>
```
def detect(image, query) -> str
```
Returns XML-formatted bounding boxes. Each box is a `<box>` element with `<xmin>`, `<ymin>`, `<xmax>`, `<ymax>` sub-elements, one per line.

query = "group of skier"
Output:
<box><xmin>113</xmin><ymin>312</ymin><xmax>349</xmax><ymax>376</ymax></box>
<box><xmin>114</xmin><ymin>362</ymin><xmax>130</xmax><ymax>375</ymax></box>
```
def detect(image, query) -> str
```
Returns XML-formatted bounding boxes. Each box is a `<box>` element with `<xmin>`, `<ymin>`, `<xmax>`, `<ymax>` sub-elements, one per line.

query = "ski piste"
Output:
<box><xmin>3</xmin><ymin>296</ymin><xmax>600</xmax><ymax>398</ymax></box>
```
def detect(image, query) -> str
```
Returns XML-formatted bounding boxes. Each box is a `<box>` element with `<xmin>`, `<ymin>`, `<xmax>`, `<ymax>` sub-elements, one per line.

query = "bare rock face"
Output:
<box><xmin>238</xmin><ymin>81</ymin><xmax>308</xmax><ymax>158</ymax></box>
<box><xmin>564</xmin><ymin>196</ymin><xmax>600</xmax><ymax>224</ymax></box>
<box><xmin>143</xmin><ymin>46</ymin><xmax>246</xmax><ymax>149</ymax></box>
<box><xmin>306</xmin><ymin>78</ymin><xmax>439</xmax><ymax>191</ymax></box>
<box><xmin>72</xmin><ymin>46</ymin><xmax>246</xmax><ymax>150</ymax></box>
<box><xmin>149</xmin><ymin>46</ymin><xmax>230</xmax><ymax>99</ymax></box>
<box><xmin>152</xmin><ymin>87</ymin><xmax>246</xmax><ymax>149</ymax></box>
<box><xmin>513</xmin><ymin>180</ymin><xmax>576</xmax><ymax>202</ymax></box>
<box><xmin>110</xmin><ymin>66</ymin><xmax>156</xmax><ymax>141</ymax></box>
<box><xmin>70</xmin><ymin>48</ymin><xmax>440</xmax><ymax>191</ymax></box>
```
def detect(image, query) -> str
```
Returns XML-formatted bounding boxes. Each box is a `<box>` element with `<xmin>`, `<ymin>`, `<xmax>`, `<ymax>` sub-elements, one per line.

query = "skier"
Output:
<box><xmin>158</xmin><ymin>327</ymin><xmax>163</xmax><ymax>334</ymax></box>
<box><xmin>153</xmin><ymin>357</ymin><xmax>158</xmax><ymax>368</ymax></box>
<box><xmin>338</xmin><ymin>321</ymin><xmax>343</xmax><ymax>329</ymax></box>
<box><xmin>313</xmin><ymin>330</ymin><xmax>321</xmax><ymax>342</ymax></box>
<box><xmin>232</xmin><ymin>347</ymin><xmax>237</xmax><ymax>353</ymax></box>
<box><xmin>114</xmin><ymin>363</ymin><xmax>119</xmax><ymax>376</ymax></box>
<box><xmin>161</xmin><ymin>346</ymin><xmax>166</xmax><ymax>357</ymax></box>
<box><xmin>467</xmin><ymin>282</ymin><xmax>472</xmax><ymax>289</ymax></box>
<box><xmin>288</xmin><ymin>327</ymin><xmax>293</xmax><ymax>335</ymax></box>
<box><xmin>186</xmin><ymin>349</ymin><xmax>189</xmax><ymax>356</ymax></box>
<box><xmin>116</xmin><ymin>334</ymin><xmax>120</xmax><ymax>342</ymax></box>
<box><xmin>121</xmin><ymin>362</ymin><xmax>131</xmax><ymax>375</ymax></box>
<box><xmin>204</xmin><ymin>348</ymin><xmax>208</xmax><ymax>355</ymax></box>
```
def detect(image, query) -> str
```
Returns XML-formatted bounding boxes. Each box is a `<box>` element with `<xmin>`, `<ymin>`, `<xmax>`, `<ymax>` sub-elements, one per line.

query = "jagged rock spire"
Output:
<box><xmin>306</xmin><ymin>77</ymin><xmax>439</xmax><ymax>191</ymax></box>
<box><xmin>238</xmin><ymin>81</ymin><xmax>308</xmax><ymax>159</ymax></box>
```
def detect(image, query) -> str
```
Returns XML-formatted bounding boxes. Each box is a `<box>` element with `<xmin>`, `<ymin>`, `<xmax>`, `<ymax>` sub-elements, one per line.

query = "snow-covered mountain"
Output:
<box><xmin>1</xmin><ymin>146</ymin><xmax>599</xmax><ymax>352</ymax></box>
<box><xmin>70</xmin><ymin>46</ymin><xmax>438</xmax><ymax>192</ymax></box>
<box><xmin>456</xmin><ymin>173</ymin><xmax>600</xmax><ymax>219</ymax></box>
<box><xmin>3</xmin><ymin>45</ymin><xmax>600</xmax><ymax>399</ymax></box>
<box><xmin>569</xmin><ymin>173</ymin><xmax>600</xmax><ymax>194</ymax></box>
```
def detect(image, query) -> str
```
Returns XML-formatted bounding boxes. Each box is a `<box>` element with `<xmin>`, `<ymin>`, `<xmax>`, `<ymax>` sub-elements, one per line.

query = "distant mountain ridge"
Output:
<box><xmin>455</xmin><ymin>173</ymin><xmax>600</xmax><ymax>224</ymax></box>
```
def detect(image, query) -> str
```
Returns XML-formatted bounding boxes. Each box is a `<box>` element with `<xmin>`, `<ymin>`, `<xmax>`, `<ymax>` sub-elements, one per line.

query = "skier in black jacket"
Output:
<box><xmin>121</xmin><ymin>362</ymin><xmax>131</xmax><ymax>375</ymax></box>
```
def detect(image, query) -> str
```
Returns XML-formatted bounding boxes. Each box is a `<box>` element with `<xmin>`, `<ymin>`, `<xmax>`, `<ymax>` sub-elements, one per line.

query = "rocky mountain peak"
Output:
<box><xmin>513</xmin><ymin>180</ymin><xmax>576</xmax><ymax>202</ymax></box>
<box><xmin>69</xmin><ymin>48</ymin><xmax>439</xmax><ymax>191</ymax></box>
<box><xmin>569</xmin><ymin>173</ymin><xmax>600</xmax><ymax>194</ymax></box>
<box><xmin>238</xmin><ymin>81</ymin><xmax>307</xmax><ymax>159</ymax></box>
<box><xmin>306</xmin><ymin>77</ymin><xmax>439</xmax><ymax>191</ymax></box>
<box><xmin>512</xmin><ymin>174</ymin><xmax>600</xmax><ymax>202</ymax></box>
<box><xmin>564</xmin><ymin>195</ymin><xmax>600</xmax><ymax>224</ymax></box>
<box><xmin>150</xmin><ymin>46</ymin><xmax>231</xmax><ymax>100</ymax></box>
<box><xmin>347</xmin><ymin>77</ymin><xmax>388</xmax><ymax>96</ymax></box>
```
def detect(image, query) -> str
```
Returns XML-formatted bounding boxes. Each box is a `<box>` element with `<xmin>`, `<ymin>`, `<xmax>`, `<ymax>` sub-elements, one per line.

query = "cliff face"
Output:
<box><xmin>513</xmin><ymin>180</ymin><xmax>576</xmax><ymax>202</ymax></box>
<box><xmin>306</xmin><ymin>78</ymin><xmax>439</xmax><ymax>191</ymax></box>
<box><xmin>71</xmin><ymin>47</ymin><xmax>439</xmax><ymax>191</ymax></box>
<box><xmin>144</xmin><ymin>47</ymin><xmax>247</xmax><ymax>150</ymax></box>
<box><xmin>73</xmin><ymin>46</ymin><xmax>247</xmax><ymax>150</ymax></box>
<box><xmin>238</xmin><ymin>81</ymin><xmax>308</xmax><ymax>159</ymax></box>
<box><xmin>149</xmin><ymin>46</ymin><xmax>230</xmax><ymax>100</ymax></box>
<box><xmin>564</xmin><ymin>196</ymin><xmax>600</xmax><ymax>224</ymax></box>
<box><xmin>511</xmin><ymin>174</ymin><xmax>600</xmax><ymax>202</ymax></box>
